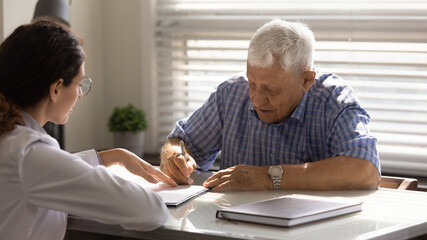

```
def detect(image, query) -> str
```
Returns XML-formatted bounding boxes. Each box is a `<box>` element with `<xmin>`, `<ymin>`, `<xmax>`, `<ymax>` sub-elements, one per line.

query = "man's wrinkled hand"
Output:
<box><xmin>203</xmin><ymin>164</ymin><xmax>270</xmax><ymax>192</ymax></box>
<box><xmin>160</xmin><ymin>145</ymin><xmax>197</xmax><ymax>185</ymax></box>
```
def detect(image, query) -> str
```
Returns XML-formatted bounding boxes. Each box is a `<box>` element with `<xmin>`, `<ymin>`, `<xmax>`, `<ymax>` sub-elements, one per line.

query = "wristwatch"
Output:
<box><xmin>268</xmin><ymin>165</ymin><xmax>283</xmax><ymax>190</ymax></box>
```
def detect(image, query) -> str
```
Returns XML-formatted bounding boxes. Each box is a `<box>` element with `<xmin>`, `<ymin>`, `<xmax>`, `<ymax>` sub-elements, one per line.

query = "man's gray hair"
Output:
<box><xmin>247</xmin><ymin>19</ymin><xmax>315</xmax><ymax>76</ymax></box>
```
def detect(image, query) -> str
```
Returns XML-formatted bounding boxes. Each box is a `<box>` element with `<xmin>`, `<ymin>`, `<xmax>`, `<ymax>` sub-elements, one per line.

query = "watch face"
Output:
<box><xmin>269</xmin><ymin>166</ymin><xmax>283</xmax><ymax>177</ymax></box>
<box><xmin>270</xmin><ymin>167</ymin><xmax>281</xmax><ymax>176</ymax></box>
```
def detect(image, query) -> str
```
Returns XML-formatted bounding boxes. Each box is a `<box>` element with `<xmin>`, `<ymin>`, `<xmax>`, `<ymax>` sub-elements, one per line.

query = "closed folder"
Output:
<box><xmin>216</xmin><ymin>194</ymin><xmax>363</xmax><ymax>227</ymax></box>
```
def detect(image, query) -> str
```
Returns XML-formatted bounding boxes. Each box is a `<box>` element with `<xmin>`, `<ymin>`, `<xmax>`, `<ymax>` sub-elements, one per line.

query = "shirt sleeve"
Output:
<box><xmin>328</xmin><ymin>106</ymin><xmax>381</xmax><ymax>174</ymax></box>
<box><xmin>18</xmin><ymin>141</ymin><xmax>168</xmax><ymax>231</ymax></box>
<box><xmin>72</xmin><ymin>149</ymin><xmax>101</xmax><ymax>166</ymax></box>
<box><xmin>168</xmin><ymin>85</ymin><xmax>225</xmax><ymax>171</ymax></box>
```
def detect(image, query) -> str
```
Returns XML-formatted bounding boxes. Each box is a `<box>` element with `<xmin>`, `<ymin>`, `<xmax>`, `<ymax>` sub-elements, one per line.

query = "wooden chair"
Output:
<box><xmin>379</xmin><ymin>176</ymin><xmax>418</xmax><ymax>190</ymax></box>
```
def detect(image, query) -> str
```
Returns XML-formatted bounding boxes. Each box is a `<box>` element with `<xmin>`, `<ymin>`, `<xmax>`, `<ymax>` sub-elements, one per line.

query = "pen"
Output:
<box><xmin>180</xmin><ymin>140</ymin><xmax>191</xmax><ymax>184</ymax></box>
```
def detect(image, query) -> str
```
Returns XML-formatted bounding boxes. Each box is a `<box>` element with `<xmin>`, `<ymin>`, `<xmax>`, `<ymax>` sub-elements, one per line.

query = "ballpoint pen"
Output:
<box><xmin>180</xmin><ymin>140</ymin><xmax>191</xmax><ymax>184</ymax></box>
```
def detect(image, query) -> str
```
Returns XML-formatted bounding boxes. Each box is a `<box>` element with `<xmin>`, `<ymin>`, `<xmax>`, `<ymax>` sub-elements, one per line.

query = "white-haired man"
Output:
<box><xmin>160</xmin><ymin>19</ymin><xmax>381</xmax><ymax>192</ymax></box>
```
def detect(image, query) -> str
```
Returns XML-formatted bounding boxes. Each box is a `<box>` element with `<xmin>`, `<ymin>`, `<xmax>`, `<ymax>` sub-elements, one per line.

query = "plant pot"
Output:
<box><xmin>113</xmin><ymin>131</ymin><xmax>145</xmax><ymax>157</ymax></box>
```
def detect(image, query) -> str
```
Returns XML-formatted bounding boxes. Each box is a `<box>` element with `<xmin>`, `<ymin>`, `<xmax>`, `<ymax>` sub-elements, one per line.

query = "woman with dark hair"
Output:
<box><xmin>0</xmin><ymin>19</ymin><xmax>176</xmax><ymax>239</ymax></box>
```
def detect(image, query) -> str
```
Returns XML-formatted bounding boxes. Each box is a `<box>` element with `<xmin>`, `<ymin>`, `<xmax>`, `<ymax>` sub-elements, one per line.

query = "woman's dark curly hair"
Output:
<box><xmin>0</xmin><ymin>18</ymin><xmax>84</xmax><ymax>135</ymax></box>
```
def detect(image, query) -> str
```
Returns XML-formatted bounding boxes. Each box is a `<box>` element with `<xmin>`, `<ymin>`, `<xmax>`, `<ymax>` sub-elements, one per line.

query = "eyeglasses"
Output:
<box><xmin>77</xmin><ymin>76</ymin><xmax>93</xmax><ymax>97</ymax></box>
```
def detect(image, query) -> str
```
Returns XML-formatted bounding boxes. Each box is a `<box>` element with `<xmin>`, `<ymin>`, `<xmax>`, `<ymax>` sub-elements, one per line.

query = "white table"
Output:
<box><xmin>66</xmin><ymin>169</ymin><xmax>427</xmax><ymax>240</ymax></box>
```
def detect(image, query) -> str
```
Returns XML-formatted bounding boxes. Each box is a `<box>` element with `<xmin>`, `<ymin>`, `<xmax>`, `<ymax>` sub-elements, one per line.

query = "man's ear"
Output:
<box><xmin>302</xmin><ymin>70</ymin><xmax>316</xmax><ymax>93</ymax></box>
<box><xmin>49</xmin><ymin>79</ymin><xmax>64</xmax><ymax>103</ymax></box>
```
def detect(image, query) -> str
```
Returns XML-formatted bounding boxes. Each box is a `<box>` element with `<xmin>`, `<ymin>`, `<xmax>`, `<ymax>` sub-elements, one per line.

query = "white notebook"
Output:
<box><xmin>108</xmin><ymin>165</ymin><xmax>208</xmax><ymax>207</ymax></box>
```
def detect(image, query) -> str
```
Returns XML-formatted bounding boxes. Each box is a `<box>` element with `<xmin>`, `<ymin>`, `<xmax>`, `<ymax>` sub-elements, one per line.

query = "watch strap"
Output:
<box><xmin>272</xmin><ymin>179</ymin><xmax>281</xmax><ymax>190</ymax></box>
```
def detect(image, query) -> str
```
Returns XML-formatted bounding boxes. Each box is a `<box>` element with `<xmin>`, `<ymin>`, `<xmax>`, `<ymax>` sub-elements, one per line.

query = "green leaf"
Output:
<box><xmin>108</xmin><ymin>104</ymin><xmax>148</xmax><ymax>132</ymax></box>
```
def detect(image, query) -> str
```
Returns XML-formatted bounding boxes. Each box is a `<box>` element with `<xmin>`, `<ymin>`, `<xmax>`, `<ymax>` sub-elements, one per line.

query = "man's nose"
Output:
<box><xmin>251</xmin><ymin>90</ymin><xmax>268</xmax><ymax>106</ymax></box>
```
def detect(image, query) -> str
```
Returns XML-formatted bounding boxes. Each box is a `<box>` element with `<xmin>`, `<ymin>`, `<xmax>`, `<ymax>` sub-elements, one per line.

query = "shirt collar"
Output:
<box><xmin>22</xmin><ymin>111</ymin><xmax>48</xmax><ymax>135</ymax></box>
<box><xmin>290</xmin><ymin>91</ymin><xmax>308</xmax><ymax>122</ymax></box>
<box><xmin>248</xmin><ymin>96</ymin><xmax>308</xmax><ymax>124</ymax></box>
<box><xmin>292</xmin><ymin>70</ymin><xmax>320</xmax><ymax>122</ymax></box>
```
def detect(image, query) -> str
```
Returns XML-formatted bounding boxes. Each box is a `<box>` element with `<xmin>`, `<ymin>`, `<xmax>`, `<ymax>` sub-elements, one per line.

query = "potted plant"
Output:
<box><xmin>108</xmin><ymin>104</ymin><xmax>148</xmax><ymax>157</ymax></box>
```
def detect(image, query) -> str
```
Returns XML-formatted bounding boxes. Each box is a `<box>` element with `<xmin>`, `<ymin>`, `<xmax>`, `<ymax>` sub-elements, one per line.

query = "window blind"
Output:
<box><xmin>155</xmin><ymin>0</ymin><xmax>427</xmax><ymax>176</ymax></box>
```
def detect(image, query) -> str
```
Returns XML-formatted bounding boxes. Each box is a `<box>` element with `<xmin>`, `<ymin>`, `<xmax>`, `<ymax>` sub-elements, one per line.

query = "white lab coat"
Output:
<box><xmin>0</xmin><ymin>112</ymin><xmax>168</xmax><ymax>240</ymax></box>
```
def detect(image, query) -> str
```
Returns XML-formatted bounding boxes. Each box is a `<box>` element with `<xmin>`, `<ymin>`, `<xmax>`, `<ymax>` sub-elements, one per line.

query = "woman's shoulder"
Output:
<box><xmin>4</xmin><ymin>125</ymin><xmax>59</xmax><ymax>151</ymax></box>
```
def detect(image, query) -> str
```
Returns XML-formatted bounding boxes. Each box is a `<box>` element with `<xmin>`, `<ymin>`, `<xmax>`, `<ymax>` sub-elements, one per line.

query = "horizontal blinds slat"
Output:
<box><xmin>364</xmin><ymin>104</ymin><xmax>427</xmax><ymax>113</ymax></box>
<box><xmin>158</xmin><ymin>96</ymin><xmax>208</xmax><ymax>103</ymax></box>
<box><xmin>158</xmin><ymin>114</ymin><xmax>188</xmax><ymax>123</ymax></box>
<box><xmin>357</xmin><ymin>93</ymin><xmax>427</xmax><ymax>102</ymax></box>
<box><xmin>159</xmin><ymin>0</ymin><xmax>427</xmax><ymax>3</ymax></box>
<box><xmin>157</xmin><ymin>18</ymin><xmax>427</xmax><ymax>25</ymax></box>
<box><xmin>158</xmin><ymin>55</ymin><xmax>245</xmax><ymax>62</ymax></box>
<box><xmin>315</xmin><ymin>55</ymin><xmax>427</xmax><ymax>66</ymax></box>
<box><xmin>157</xmin><ymin>30</ymin><xmax>427</xmax><ymax>43</ymax></box>
<box><xmin>159</xmin><ymin>86</ymin><xmax>213</xmax><ymax>93</ymax></box>
<box><xmin>159</xmin><ymin>106</ymin><xmax>197</xmax><ymax>113</ymax></box>
<box><xmin>157</xmin><ymin>46</ymin><xmax>248</xmax><ymax>51</ymax></box>
<box><xmin>157</xmin><ymin>55</ymin><xmax>427</xmax><ymax>66</ymax></box>
<box><xmin>157</xmin><ymin>67</ymin><xmax>244</xmax><ymax>74</ymax></box>
<box><xmin>350</xmin><ymin>81</ymin><xmax>427</xmax><ymax>90</ymax></box>
<box><xmin>315</xmin><ymin>42</ymin><xmax>427</xmax><ymax>53</ymax></box>
<box><xmin>324</xmin><ymin>69</ymin><xmax>427</xmax><ymax>78</ymax></box>
<box><xmin>371</xmin><ymin>124</ymin><xmax>427</xmax><ymax>135</ymax></box>
<box><xmin>157</xmin><ymin>3</ymin><xmax>427</xmax><ymax>15</ymax></box>
<box><xmin>376</xmin><ymin>133</ymin><xmax>427</xmax><ymax>146</ymax></box>
<box><xmin>157</xmin><ymin>44</ymin><xmax>427</xmax><ymax>54</ymax></box>
<box><xmin>157</xmin><ymin>35</ymin><xmax>427</xmax><ymax>44</ymax></box>
<box><xmin>370</xmin><ymin>115</ymin><xmax>427</xmax><ymax>124</ymax></box>
<box><xmin>158</xmin><ymin>76</ymin><xmax>234</xmax><ymax>82</ymax></box>
<box><xmin>378</xmin><ymin>145</ymin><xmax>427</xmax><ymax>177</ymax></box>
<box><xmin>156</xmin><ymin>35</ymin><xmax>252</xmax><ymax>41</ymax></box>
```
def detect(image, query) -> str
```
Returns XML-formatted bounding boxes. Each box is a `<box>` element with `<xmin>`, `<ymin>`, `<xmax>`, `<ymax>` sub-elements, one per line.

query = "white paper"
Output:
<box><xmin>108</xmin><ymin>165</ymin><xmax>208</xmax><ymax>206</ymax></box>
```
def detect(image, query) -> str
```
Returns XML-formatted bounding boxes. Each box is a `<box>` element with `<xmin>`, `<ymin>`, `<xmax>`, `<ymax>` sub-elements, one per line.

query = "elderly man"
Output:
<box><xmin>160</xmin><ymin>19</ymin><xmax>381</xmax><ymax>192</ymax></box>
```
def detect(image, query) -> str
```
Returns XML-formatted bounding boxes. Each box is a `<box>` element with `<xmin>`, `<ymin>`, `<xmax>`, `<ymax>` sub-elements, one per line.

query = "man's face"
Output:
<box><xmin>247</xmin><ymin>61</ymin><xmax>312</xmax><ymax>123</ymax></box>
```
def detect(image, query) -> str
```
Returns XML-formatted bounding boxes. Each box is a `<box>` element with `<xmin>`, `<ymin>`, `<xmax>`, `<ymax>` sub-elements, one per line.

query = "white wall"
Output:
<box><xmin>66</xmin><ymin>0</ymin><xmax>106</xmax><ymax>152</ymax></box>
<box><xmin>1</xmin><ymin>0</ymin><xmax>38</xmax><ymax>39</ymax></box>
<box><xmin>0</xmin><ymin>0</ymin><xmax>157</xmax><ymax>153</ymax></box>
<box><xmin>0</xmin><ymin>0</ymin><xmax>2</xmax><ymax>40</ymax></box>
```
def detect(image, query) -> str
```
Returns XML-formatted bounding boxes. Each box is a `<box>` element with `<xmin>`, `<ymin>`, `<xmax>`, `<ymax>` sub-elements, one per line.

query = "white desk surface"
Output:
<box><xmin>67</xmin><ymin>169</ymin><xmax>427</xmax><ymax>240</ymax></box>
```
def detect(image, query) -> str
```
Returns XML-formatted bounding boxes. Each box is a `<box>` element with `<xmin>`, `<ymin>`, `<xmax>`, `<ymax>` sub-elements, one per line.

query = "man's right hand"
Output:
<box><xmin>160</xmin><ymin>139</ymin><xmax>197</xmax><ymax>185</ymax></box>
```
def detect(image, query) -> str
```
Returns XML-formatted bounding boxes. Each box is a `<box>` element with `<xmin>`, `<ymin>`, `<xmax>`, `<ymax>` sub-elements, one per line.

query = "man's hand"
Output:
<box><xmin>160</xmin><ymin>139</ymin><xmax>197</xmax><ymax>185</ymax></box>
<box><xmin>203</xmin><ymin>164</ymin><xmax>271</xmax><ymax>192</ymax></box>
<box><xmin>99</xmin><ymin>148</ymin><xmax>177</xmax><ymax>187</ymax></box>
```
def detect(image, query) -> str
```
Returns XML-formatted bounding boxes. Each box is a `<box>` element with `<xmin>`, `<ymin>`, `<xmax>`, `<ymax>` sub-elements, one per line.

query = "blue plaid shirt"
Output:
<box><xmin>168</xmin><ymin>71</ymin><xmax>380</xmax><ymax>173</ymax></box>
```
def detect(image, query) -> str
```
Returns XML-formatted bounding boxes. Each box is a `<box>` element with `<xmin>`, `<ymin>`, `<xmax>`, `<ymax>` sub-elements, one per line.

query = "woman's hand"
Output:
<box><xmin>99</xmin><ymin>148</ymin><xmax>177</xmax><ymax>187</ymax></box>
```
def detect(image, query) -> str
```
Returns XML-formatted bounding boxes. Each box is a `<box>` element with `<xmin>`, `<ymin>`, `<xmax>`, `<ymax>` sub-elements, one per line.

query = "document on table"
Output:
<box><xmin>108</xmin><ymin>165</ymin><xmax>208</xmax><ymax>207</ymax></box>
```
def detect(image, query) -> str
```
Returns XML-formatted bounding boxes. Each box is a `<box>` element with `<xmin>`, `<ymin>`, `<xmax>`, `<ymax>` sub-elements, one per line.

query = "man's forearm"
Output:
<box><xmin>281</xmin><ymin>156</ymin><xmax>380</xmax><ymax>190</ymax></box>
